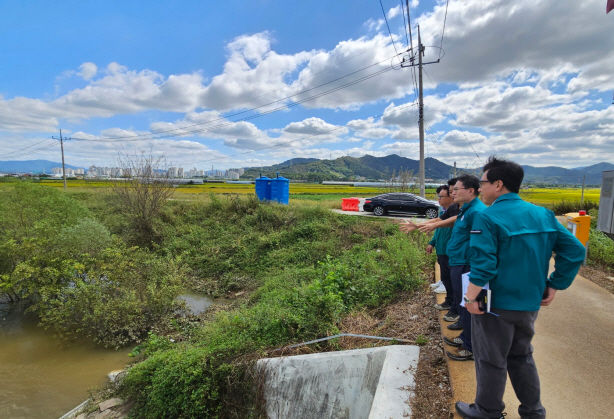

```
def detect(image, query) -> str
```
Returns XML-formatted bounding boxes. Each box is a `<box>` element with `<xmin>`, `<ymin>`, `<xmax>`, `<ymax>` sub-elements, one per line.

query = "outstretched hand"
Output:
<box><xmin>418</xmin><ymin>223</ymin><xmax>436</xmax><ymax>233</ymax></box>
<box><xmin>399</xmin><ymin>219</ymin><xmax>418</xmax><ymax>233</ymax></box>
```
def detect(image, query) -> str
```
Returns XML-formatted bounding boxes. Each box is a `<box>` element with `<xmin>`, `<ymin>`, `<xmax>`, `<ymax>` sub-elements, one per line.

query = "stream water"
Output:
<box><xmin>0</xmin><ymin>301</ymin><xmax>129</xmax><ymax>418</ymax></box>
<box><xmin>0</xmin><ymin>292</ymin><xmax>213</xmax><ymax>418</ymax></box>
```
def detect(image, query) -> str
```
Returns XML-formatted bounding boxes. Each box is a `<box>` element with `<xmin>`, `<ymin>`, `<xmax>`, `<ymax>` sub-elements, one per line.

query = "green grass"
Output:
<box><xmin>119</xmin><ymin>195</ymin><xmax>433</xmax><ymax>417</ymax></box>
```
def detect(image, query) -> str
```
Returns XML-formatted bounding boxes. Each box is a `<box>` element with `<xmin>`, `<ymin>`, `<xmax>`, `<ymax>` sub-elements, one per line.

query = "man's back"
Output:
<box><xmin>469</xmin><ymin>193</ymin><xmax>585</xmax><ymax>311</ymax></box>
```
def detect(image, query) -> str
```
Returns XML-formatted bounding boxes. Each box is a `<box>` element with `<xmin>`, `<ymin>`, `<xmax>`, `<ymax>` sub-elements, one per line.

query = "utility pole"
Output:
<box><xmin>401</xmin><ymin>25</ymin><xmax>440</xmax><ymax>197</ymax></box>
<box><xmin>51</xmin><ymin>129</ymin><xmax>70</xmax><ymax>190</ymax></box>
<box><xmin>417</xmin><ymin>26</ymin><xmax>425</xmax><ymax>197</ymax></box>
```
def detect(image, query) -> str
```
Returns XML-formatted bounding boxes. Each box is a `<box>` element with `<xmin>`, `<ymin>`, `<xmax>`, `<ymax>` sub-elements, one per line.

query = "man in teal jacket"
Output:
<box><xmin>445</xmin><ymin>174</ymin><xmax>487</xmax><ymax>361</ymax></box>
<box><xmin>427</xmin><ymin>184</ymin><xmax>457</xmax><ymax>311</ymax></box>
<box><xmin>455</xmin><ymin>157</ymin><xmax>585</xmax><ymax>419</ymax></box>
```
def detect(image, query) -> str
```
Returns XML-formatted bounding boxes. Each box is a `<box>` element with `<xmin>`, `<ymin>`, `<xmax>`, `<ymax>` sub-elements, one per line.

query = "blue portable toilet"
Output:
<box><xmin>270</xmin><ymin>174</ymin><xmax>289</xmax><ymax>205</ymax></box>
<box><xmin>255</xmin><ymin>176</ymin><xmax>271</xmax><ymax>201</ymax></box>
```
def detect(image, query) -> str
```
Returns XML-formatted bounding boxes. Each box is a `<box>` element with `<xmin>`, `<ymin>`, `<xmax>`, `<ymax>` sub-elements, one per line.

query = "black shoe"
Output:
<box><xmin>455</xmin><ymin>401</ymin><xmax>505</xmax><ymax>418</ymax></box>
<box><xmin>446</xmin><ymin>349</ymin><xmax>473</xmax><ymax>361</ymax></box>
<box><xmin>447</xmin><ymin>321</ymin><xmax>463</xmax><ymax>330</ymax></box>
<box><xmin>434</xmin><ymin>302</ymin><xmax>451</xmax><ymax>310</ymax></box>
<box><xmin>443</xmin><ymin>335</ymin><xmax>463</xmax><ymax>347</ymax></box>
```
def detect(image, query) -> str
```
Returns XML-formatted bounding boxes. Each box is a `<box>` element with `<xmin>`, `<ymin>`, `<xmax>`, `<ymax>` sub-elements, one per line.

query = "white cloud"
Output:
<box><xmin>416</xmin><ymin>0</ymin><xmax>614</xmax><ymax>92</ymax></box>
<box><xmin>283</xmin><ymin>117</ymin><xmax>347</xmax><ymax>136</ymax></box>
<box><xmin>78</xmin><ymin>62</ymin><xmax>98</xmax><ymax>80</ymax></box>
<box><xmin>199</xmin><ymin>32</ymin><xmax>314</xmax><ymax>111</ymax></box>
<box><xmin>387</xmin><ymin>6</ymin><xmax>402</xmax><ymax>19</ymax></box>
<box><xmin>292</xmin><ymin>34</ymin><xmax>410</xmax><ymax>109</ymax></box>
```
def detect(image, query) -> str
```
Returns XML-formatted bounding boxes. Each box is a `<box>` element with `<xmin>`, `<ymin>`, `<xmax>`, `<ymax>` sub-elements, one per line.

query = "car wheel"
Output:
<box><xmin>373</xmin><ymin>206</ymin><xmax>385</xmax><ymax>216</ymax></box>
<box><xmin>425</xmin><ymin>208</ymin><xmax>438</xmax><ymax>219</ymax></box>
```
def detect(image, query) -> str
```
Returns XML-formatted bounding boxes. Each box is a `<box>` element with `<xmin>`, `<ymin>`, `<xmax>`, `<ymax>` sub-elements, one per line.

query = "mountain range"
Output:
<box><xmin>0</xmin><ymin>160</ymin><xmax>83</xmax><ymax>174</ymax></box>
<box><xmin>241</xmin><ymin>155</ymin><xmax>614</xmax><ymax>186</ymax></box>
<box><xmin>2</xmin><ymin>156</ymin><xmax>613</xmax><ymax>185</ymax></box>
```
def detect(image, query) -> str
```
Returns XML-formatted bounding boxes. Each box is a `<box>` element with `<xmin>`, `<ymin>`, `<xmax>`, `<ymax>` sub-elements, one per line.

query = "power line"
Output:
<box><xmin>438</xmin><ymin>0</ymin><xmax>450</xmax><ymax>59</ymax></box>
<box><xmin>65</xmin><ymin>54</ymin><xmax>403</xmax><ymax>143</ymax></box>
<box><xmin>404</xmin><ymin>0</ymin><xmax>419</xmax><ymax>105</ymax></box>
<box><xmin>175</xmin><ymin>102</ymin><xmax>420</xmax><ymax>167</ymax></box>
<box><xmin>380</xmin><ymin>0</ymin><xmax>400</xmax><ymax>56</ymax></box>
<box><xmin>70</xmin><ymin>66</ymin><xmax>395</xmax><ymax>143</ymax></box>
<box><xmin>0</xmin><ymin>138</ymin><xmax>57</xmax><ymax>159</ymax></box>
<box><xmin>399</xmin><ymin>0</ymin><xmax>410</xmax><ymax>48</ymax></box>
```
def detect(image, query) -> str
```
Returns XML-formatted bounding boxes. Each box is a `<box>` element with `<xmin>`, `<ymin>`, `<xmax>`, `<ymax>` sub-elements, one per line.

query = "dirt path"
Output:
<box><xmin>440</xmin><ymin>268</ymin><xmax>614</xmax><ymax>418</ymax></box>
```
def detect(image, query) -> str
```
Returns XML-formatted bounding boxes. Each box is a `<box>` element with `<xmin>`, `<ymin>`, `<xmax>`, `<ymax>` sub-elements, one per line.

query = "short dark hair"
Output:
<box><xmin>447</xmin><ymin>177</ymin><xmax>458</xmax><ymax>187</ymax></box>
<box><xmin>436</xmin><ymin>185</ymin><xmax>450</xmax><ymax>196</ymax></box>
<box><xmin>482</xmin><ymin>156</ymin><xmax>524</xmax><ymax>193</ymax></box>
<box><xmin>456</xmin><ymin>174</ymin><xmax>480</xmax><ymax>196</ymax></box>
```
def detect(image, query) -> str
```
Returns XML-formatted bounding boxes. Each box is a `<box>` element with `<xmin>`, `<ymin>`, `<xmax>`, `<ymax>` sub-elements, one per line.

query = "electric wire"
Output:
<box><xmin>181</xmin><ymin>101</ymin><xmax>419</xmax><ymax>167</ymax></box>
<box><xmin>0</xmin><ymin>138</ymin><xmax>58</xmax><ymax>159</ymax></box>
<box><xmin>404</xmin><ymin>0</ymin><xmax>419</xmax><ymax>105</ymax></box>
<box><xmin>65</xmin><ymin>53</ymin><xmax>404</xmax><ymax>143</ymax></box>
<box><xmin>400</xmin><ymin>0</ymin><xmax>410</xmax><ymax>48</ymax></box>
<box><xmin>380</xmin><ymin>0</ymin><xmax>400</xmax><ymax>56</ymax></box>
<box><xmin>438</xmin><ymin>0</ymin><xmax>450</xmax><ymax>59</ymax></box>
<box><xmin>70</xmin><ymin>66</ymin><xmax>395</xmax><ymax>143</ymax></box>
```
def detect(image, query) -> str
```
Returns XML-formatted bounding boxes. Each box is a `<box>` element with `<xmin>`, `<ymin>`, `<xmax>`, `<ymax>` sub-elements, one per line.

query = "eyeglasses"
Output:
<box><xmin>452</xmin><ymin>187</ymin><xmax>470</xmax><ymax>191</ymax></box>
<box><xmin>437</xmin><ymin>195</ymin><xmax>449</xmax><ymax>199</ymax></box>
<box><xmin>479</xmin><ymin>180</ymin><xmax>490</xmax><ymax>185</ymax></box>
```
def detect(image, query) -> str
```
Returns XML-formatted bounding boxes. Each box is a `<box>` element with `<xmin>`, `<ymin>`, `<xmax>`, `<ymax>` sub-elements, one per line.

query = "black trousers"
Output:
<box><xmin>471</xmin><ymin>309</ymin><xmax>546</xmax><ymax>419</ymax></box>
<box><xmin>450</xmin><ymin>264</ymin><xmax>471</xmax><ymax>350</ymax></box>
<box><xmin>437</xmin><ymin>254</ymin><xmax>453</xmax><ymax>306</ymax></box>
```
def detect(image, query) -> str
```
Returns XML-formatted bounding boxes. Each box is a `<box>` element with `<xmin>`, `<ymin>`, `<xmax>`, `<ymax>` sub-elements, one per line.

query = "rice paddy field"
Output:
<box><xmin>27</xmin><ymin>178</ymin><xmax>601</xmax><ymax>208</ymax></box>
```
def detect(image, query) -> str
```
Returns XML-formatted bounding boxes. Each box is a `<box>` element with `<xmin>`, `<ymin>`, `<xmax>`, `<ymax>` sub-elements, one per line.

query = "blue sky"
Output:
<box><xmin>1</xmin><ymin>0</ymin><xmax>613</xmax><ymax>170</ymax></box>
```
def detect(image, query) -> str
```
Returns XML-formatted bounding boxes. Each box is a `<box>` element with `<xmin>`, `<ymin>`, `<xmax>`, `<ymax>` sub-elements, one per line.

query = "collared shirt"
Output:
<box><xmin>446</xmin><ymin>197</ymin><xmax>487</xmax><ymax>266</ymax></box>
<box><xmin>469</xmin><ymin>193</ymin><xmax>585</xmax><ymax>311</ymax></box>
<box><xmin>440</xmin><ymin>203</ymin><xmax>459</xmax><ymax>220</ymax></box>
<box><xmin>429</xmin><ymin>208</ymin><xmax>454</xmax><ymax>255</ymax></box>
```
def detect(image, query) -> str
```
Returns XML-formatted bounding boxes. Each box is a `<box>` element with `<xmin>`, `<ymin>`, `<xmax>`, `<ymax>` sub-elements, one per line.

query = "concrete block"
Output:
<box><xmin>258</xmin><ymin>345</ymin><xmax>420</xmax><ymax>419</ymax></box>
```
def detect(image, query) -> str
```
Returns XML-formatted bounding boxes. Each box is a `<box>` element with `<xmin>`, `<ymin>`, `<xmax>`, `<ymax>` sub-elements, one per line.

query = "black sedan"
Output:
<box><xmin>363</xmin><ymin>193</ymin><xmax>439</xmax><ymax>218</ymax></box>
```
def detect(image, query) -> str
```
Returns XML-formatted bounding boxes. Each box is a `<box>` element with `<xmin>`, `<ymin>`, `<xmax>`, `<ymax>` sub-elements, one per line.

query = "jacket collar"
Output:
<box><xmin>492</xmin><ymin>192</ymin><xmax>521</xmax><ymax>206</ymax></box>
<box><xmin>459</xmin><ymin>196</ymin><xmax>480</xmax><ymax>214</ymax></box>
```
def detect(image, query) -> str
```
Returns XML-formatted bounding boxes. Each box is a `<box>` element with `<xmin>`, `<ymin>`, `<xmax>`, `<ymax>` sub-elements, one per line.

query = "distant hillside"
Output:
<box><xmin>242</xmin><ymin>155</ymin><xmax>614</xmax><ymax>185</ymax></box>
<box><xmin>242</xmin><ymin>154</ymin><xmax>454</xmax><ymax>182</ymax></box>
<box><xmin>0</xmin><ymin>160</ymin><xmax>84</xmax><ymax>174</ymax></box>
<box><xmin>521</xmin><ymin>162</ymin><xmax>614</xmax><ymax>185</ymax></box>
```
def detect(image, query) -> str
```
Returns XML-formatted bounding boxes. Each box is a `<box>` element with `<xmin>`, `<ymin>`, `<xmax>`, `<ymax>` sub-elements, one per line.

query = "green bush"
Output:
<box><xmin>588</xmin><ymin>228</ymin><xmax>614</xmax><ymax>269</ymax></box>
<box><xmin>549</xmin><ymin>200</ymin><xmax>599</xmax><ymax>215</ymax></box>
<box><xmin>121</xmin><ymin>346</ymin><xmax>257</xmax><ymax>418</ymax></box>
<box><xmin>18</xmin><ymin>246</ymin><xmax>182</xmax><ymax>348</ymax></box>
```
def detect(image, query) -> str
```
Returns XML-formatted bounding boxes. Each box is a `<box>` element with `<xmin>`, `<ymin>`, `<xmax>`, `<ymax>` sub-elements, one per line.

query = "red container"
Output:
<box><xmin>341</xmin><ymin>197</ymin><xmax>360</xmax><ymax>211</ymax></box>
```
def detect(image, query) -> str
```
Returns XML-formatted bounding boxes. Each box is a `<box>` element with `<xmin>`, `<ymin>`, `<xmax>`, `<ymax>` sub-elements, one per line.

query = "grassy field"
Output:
<box><xmin>31</xmin><ymin>178</ymin><xmax>601</xmax><ymax>207</ymax></box>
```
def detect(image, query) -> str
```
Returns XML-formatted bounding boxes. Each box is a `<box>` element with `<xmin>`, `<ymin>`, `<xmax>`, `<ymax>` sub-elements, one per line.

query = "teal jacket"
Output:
<box><xmin>447</xmin><ymin>197</ymin><xmax>487</xmax><ymax>266</ymax></box>
<box><xmin>469</xmin><ymin>193</ymin><xmax>585</xmax><ymax>311</ymax></box>
<box><xmin>429</xmin><ymin>208</ymin><xmax>453</xmax><ymax>255</ymax></box>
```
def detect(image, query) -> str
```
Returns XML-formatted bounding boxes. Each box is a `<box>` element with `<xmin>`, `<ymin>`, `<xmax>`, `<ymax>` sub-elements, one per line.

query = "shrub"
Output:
<box><xmin>548</xmin><ymin>200</ymin><xmax>598</xmax><ymax>215</ymax></box>
<box><xmin>588</xmin><ymin>228</ymin><xmax>614</xmax><ymax>269</ymax></box>
<box><xmin>121</xmin><ymin>346</ymin><xmax>257</xmax><ymax>418</ymax></box>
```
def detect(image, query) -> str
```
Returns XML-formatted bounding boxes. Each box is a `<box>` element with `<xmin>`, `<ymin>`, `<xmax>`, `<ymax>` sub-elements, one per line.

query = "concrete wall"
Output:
<box><xmin>258</xmin><ymin>345</ymin><xmax>420</xmax><ymax>419</ymax></box>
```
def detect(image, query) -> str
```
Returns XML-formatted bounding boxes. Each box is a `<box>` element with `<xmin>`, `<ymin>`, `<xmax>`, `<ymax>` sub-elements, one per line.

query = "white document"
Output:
<box><xmin>460</xmin><ymin>271</ymin><xmax>490</xmax><ymax>309</ymax></box>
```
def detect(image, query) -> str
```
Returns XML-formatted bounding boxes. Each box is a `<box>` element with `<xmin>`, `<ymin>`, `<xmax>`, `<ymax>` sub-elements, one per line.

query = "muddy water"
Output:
<box><xmin>0</xmin><ymin>302</ymin><xmax>129</xmax><ymax>419</ymax></box>
<box><xmin>177</xmin><ymin>291</ymin><xmax>213</xmax><ymax>315</ymax></box>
